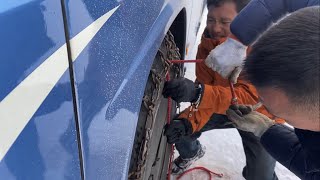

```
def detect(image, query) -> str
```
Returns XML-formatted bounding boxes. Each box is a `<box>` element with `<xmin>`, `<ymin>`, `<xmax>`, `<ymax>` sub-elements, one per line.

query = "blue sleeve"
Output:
<box><xmin>230</xmin><ymin>0</ymin><xmax>320</xmax><ymax>45</ymax></box>
<box><xmin>260</xmin><ymin>124</ymin><xmax>320</xmax><ymax>179</ymax></box>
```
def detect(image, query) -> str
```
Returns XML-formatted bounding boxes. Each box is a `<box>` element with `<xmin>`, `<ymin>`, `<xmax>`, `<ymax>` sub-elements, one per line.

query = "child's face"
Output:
<box><xmin>206</xmin><ymin>2</ymin><xmax>238</xmax><ymax>40</ymax></box>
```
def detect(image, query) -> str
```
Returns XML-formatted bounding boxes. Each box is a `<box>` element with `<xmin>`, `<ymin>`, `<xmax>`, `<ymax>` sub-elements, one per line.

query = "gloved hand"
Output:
<box><xmin>205</xmin><ymin>37</ymin><xmax>247</xmax><ymax>84</ymax></box>
<box><xmin>163</xmin><ymin>78</ymin><xmax>200</xmax><ymax>103</ymax></box>
<box><xmin>226</xmin><ymin>104</ymin><xmax>275</xmax><ymax>137</ymax></box>
<box><xmin>164</xmin><ymin>119</ymin><xmax>193</xmax><ymax>144</ymax></box>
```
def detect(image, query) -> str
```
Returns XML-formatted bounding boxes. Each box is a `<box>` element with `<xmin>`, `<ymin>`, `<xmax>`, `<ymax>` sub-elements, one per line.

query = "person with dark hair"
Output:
<box><xmin>162</xmin><ymin>1</ymin><xmax>281</xmax><ymax>179</ymax></box>
<box><xmin>226</xmin><ymin>6</ymin><xmax>320</xmax><ymax>179</ymax></box>
<box><xmin>205</xmin><ymin>0</ymin><xmax>319</xmax><ymax>83</ymax></box>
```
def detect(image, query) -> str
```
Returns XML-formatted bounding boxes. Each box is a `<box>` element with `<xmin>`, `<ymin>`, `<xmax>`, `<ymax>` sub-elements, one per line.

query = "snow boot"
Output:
<box><xmin>171</xmin><ymin>145</ymin><xmax>206</xmax><ymax>175</ymax></box>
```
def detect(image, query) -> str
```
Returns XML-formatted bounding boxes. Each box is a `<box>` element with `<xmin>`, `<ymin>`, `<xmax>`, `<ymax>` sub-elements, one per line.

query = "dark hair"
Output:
<box><xmin>207</xmin><ymin>0</ymin><xmax>250</xmax><ymax>12</ymax></box>
<box><xmin>244</xmin><ymin>6</ymin><xmax>320</xmax><ymax>108</ymax></box>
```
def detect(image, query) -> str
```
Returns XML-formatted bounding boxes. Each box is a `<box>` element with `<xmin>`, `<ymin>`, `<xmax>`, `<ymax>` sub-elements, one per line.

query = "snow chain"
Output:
<box><xmin>128</xmin><ymin>31</ymin><xmax>182</xmax><ymax>179</ymax></box>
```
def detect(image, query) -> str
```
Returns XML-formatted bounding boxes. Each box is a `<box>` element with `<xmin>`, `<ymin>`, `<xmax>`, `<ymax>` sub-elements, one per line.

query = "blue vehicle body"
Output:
<box><xmin>0</xmin><ymin>0</ymin><xmax>205</xmax><ymax>179</ymax></box>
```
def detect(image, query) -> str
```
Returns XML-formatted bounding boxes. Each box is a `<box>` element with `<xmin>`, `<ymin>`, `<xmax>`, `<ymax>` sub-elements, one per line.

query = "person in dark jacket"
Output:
<box><xmin>204</xmin><ymin>0</ymin><xmax>320</xmax><ymax>83</ymax></box>
<box><xmin>226</xmin><ymin>7</ymin><xmax>320</xmax><ymax>180</ymax></box>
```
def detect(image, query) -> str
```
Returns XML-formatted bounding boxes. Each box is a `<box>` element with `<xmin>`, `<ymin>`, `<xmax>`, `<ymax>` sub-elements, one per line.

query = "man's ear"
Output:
<box><xmin>256</xmin><ymin>87</ymin><xmax>290</xmax><ymax>116</ymax></box>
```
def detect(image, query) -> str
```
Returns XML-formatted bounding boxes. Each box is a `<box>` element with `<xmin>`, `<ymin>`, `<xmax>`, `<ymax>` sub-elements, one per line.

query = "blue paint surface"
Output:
<box><xmin>0</xmin><ymin>0</ymin><xmax>81</xmax><ymax>179</ymax></box>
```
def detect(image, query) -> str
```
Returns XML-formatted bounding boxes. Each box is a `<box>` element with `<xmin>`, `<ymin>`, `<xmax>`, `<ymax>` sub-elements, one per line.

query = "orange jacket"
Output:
<box><xmin>178</xmin><ymin>31</ymin><xmax>285</xmax><ymax>132</ymax></box>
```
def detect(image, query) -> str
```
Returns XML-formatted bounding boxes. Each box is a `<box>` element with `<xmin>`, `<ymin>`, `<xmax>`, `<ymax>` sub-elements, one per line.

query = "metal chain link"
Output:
<box><xmin>129</xmin><ymin>31</ymin><xmax>181</xmax><ymax>179</ymax></box>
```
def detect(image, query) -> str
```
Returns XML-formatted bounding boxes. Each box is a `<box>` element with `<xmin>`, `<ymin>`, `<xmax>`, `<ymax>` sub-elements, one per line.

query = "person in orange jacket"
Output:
<box><xmin>162</xmin><ymin>0</ymin><xmax>283</xmax><ymax>179</ymax></box>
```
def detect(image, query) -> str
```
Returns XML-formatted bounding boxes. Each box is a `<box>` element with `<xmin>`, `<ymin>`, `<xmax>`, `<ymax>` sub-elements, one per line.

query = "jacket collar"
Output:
<box><xmin>295</xmin><ymin>128</ymin><xmax>320</xmax><ymax>172</ymax></box>
<box><xmin>200</xmin><ymin>29</ymin><xmax>227</xmax><ymax>51</ymax></box>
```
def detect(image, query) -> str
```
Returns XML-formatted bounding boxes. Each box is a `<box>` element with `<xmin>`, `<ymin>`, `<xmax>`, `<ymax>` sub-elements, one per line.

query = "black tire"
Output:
<box><xmin>128</xmin><ymin>31</ymin><xmax>182</xmax><ymax>180</ymax></box>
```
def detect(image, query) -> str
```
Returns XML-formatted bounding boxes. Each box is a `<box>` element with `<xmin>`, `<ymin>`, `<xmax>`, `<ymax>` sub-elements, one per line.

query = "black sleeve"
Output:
<box><xmin>260</xmin><ymin>124</ymin><xmax>320</xmax><ymax>180</ymax></box>
<box><xmin>230</xmin><ymin>0</ymin><xmax>319</xmax><ymax>45</ymax></box>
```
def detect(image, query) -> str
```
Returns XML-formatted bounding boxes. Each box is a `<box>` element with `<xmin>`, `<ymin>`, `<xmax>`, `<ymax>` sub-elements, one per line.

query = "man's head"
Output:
<box><xmin>206</xmin><ymin>0</ymin><xmax>250</xmax><ymax>40</ymax></box>
<box><xmin>245</xmin><ymin>7</ymin><xmax>320</xmax><ymax>131</ymax></box>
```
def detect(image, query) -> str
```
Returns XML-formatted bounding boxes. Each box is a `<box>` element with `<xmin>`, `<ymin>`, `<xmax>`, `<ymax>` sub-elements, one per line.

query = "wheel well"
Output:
<box><xmin>169</xmin><ymin>8</ymin><xmax>187</xmax><ymax>60</ymax></box>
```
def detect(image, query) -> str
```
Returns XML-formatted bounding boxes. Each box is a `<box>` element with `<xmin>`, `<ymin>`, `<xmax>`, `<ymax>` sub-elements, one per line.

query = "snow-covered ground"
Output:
<box><xmin>170</xmin><ymin>8</ymin><xmax>299</xmax><ymax>180</ymax></box>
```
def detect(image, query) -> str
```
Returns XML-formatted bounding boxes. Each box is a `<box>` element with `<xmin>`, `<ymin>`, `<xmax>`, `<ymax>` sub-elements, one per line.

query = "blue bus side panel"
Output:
<box><xmin>64</xmin><ymin>0</ymin><xmax>185</xmax><ymax>178</ymax></box>
<box><xmin>0</xmin><ymin>1</ymin><xmax>81</xmax><ymax>179</ymax></box>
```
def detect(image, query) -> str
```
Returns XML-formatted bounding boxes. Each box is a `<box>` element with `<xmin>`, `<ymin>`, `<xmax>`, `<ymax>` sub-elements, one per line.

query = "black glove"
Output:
<box><xmin>164</xmin><ymin>119</ymin><xmax>193</xmax><ymax>144</ymax></box>
<box><xmin>163</xmin><ymin>78</ymin><xmax>200</xmax><ymax>103</ymax></box>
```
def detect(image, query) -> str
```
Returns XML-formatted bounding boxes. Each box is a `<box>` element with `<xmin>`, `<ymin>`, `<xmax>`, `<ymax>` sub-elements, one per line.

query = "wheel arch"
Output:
<box><xmin>169</xmin><ymin>8</ymin><xmax>187</xmax><ymax>60</ymax></box>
